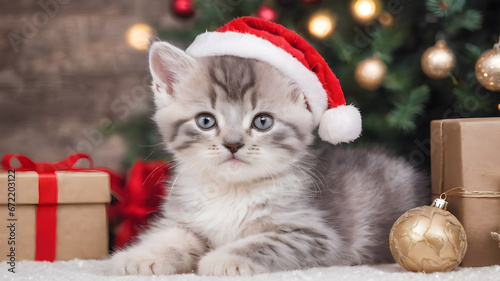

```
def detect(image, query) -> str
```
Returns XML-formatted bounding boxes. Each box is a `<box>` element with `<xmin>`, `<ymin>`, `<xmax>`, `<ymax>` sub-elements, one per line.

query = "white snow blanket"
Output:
<box><xmin>1</xmin><ymin>259</ymin><xmax>500</xmax><ymax>281</ymax></box>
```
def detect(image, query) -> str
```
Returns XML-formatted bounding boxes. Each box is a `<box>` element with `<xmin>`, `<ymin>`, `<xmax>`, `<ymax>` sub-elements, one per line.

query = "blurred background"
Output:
<box><xmin>1</xmin><ymin>0</ymin><xmax>499</xmax><ymax>173</ymax></box>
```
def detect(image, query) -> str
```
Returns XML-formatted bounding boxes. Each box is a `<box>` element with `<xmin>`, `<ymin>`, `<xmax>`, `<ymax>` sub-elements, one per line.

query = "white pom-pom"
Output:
<box><xmin>318</xmin><ymin>105</ymin><xmax>362</xmax><ymax>145</ymax></box>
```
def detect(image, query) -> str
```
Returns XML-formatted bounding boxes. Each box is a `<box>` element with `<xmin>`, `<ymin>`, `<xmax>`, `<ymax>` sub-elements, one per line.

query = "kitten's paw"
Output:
<box><xmin>197</xmin><ymin>252</ymin><xmax>267</xmax><ymax>276</ymax></box>
<box><xmin>110</xmin><ymin>249</ymin><xmax>177</xmax><ymax>276</ymax></box>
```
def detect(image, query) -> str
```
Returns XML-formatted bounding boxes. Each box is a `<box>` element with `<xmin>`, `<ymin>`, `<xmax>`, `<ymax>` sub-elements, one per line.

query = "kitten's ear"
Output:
<box><xmin>289</xmin><ymin>89</ymin><xmax>308</xmax><ymax>108</ymax></box>
<box><xmin>149</xmin><ymin>41</ymin><xmax>197</xmax><ymax>98</ymax></box>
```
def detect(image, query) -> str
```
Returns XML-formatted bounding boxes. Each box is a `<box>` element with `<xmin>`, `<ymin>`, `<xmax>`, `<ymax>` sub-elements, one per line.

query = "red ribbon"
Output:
<box><xmin>109</xmin><ymin>160</ymin><xmax>169</xmax><ymax>249</ymax></box>
<box><xmin>1</xmin><ymin>153</ymin><xmax>111</xmax><ymax>262</ymax></box>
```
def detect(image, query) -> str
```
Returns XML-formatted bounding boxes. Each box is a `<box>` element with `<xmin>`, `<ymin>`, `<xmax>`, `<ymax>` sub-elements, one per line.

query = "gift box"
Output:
<box><xmin>0</xmin><ymin>153</ymin><xmax>111</xmax><ymax>261</ymax></box>
<box><xmin>431</xmin><ymin>118</ymin><xmax>500</xmax><ymax>267</ymax></box>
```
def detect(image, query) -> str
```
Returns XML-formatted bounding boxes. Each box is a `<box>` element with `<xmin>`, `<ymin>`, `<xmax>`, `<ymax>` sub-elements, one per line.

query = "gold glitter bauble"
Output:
<box><xmin>421</xmin><ymin>40</ymin><xmax>456</xmax><ymax>79</ymax></box>
<box><xmin>475</xmin><ymin>39</ymin><xmax>500</xmax><ymax>92</ymax></box>
<box><xmin>389</xmin><ymin>199</ymin><xmax>467</xmax><ymax>273</ymax></box>
<box><xmin>354</xmin><ymin>57</ymin><xmax>386</xmax><ymax>90</ymax></box>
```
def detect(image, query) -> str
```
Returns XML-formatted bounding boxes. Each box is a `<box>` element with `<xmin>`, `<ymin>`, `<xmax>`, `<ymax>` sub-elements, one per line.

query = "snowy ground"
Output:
<box><xmin>1</xmin><ymin>259</ymin><xmax>500</xmax><ymax>281</ymax></box>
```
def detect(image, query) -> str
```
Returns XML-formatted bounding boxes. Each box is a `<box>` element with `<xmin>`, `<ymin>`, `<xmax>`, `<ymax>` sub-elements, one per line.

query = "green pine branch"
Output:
<box><xmin>452</xmin><ymin>83</ymin><xmax>491</xmax><ymax>111</ymax></box>
<box><xmin>387</xmin><ymin>86</ymin><xmax>430</xmax><ymax>132</ymax></box>
<box><xmin>426</xmin><ymin>0</ymin><xmax>466</xmax><ymax>17</ymax></box>
<box><xmin>426</xmin><ymin>0</ymin><xmax>482</xmax><ymax>33</ymax></box>
<box><xmin>459</xmin><ymin>9</ymin><xmax>483</xmax><ymax>31</ymax></box>
<box><xmin>371</xmin><ymin>28</ymin><xmax>406</xmax><ymax>64</ymax></box>
<box><xmin>329</xmin><ymin>36</ymin><xmax>362</xmax><ymax>63</ymax></box>
<box><xmin>464</xmin><ymin>43</ymin><xmax>482</xmax><ymax>61</ymax></box>
<box><xmin>383</xmin><ymin>71</ymin><xmax>414</xmax><ymax>92</ymax></box>
<box><xmin>444</xmin><ymin>9</ymin><xmax>482</xmax><ymax>32</ymax></box>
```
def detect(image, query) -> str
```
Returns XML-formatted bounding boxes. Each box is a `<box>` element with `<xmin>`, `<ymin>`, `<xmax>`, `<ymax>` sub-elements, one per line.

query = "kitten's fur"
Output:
<box><xmin>110</xmin><ymin>42</ymin><xmax>428</xmax><ymax>276</ymax></box>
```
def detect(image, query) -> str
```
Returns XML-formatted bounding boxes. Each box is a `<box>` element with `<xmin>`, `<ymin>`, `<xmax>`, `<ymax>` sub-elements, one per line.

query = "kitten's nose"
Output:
<box><xmin>223</xmin><ymin>142</ymin><xmax>244</xmax><ymax>154</ymax></box>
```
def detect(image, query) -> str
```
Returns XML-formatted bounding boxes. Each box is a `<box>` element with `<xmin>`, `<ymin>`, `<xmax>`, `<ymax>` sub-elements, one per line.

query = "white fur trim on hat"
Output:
<box><xmin>186</xmin><ymin>31</ymin><xmax>328</xmax><ymax>126</ymax></box>
<box><xmin>318</xmin><ymin>105</ymin><xmax>362</xmax><ymax>145</ymax></box>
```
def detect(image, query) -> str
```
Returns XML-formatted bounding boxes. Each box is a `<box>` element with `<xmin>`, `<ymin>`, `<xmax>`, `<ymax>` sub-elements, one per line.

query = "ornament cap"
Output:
<box><xmin>431</xmin><ymin>198</ymin><xmax>448</xmax><ymax>211</ymax></box>
<box><xmin>435</xmin><ymin>40</ymin><xmax>447</xmax><ymax>48</ymax></box>
<box><xmin>494</xmin><ymin>36</ymin><xmax>500</xmax><ymax>51</ymax></box>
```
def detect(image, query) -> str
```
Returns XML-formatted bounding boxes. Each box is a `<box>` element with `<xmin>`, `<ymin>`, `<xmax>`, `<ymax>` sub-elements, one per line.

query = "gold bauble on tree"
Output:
<box><xmin>421</xmin><ymin>40</ymin><xmax>456</xmax><ymax>79</ymax></box>
<box><xmin>475</xmin><ymin>37</ymin><xmax>500</xmax><ymax>92</ymax></box>
<box><xmin>354</xmin><ymin>55</ymin><xmax>386</xmax><ymax>90</ymax></box>
<box><xmin>389</xmin><ymin>197</ymin><xmax>467</xmax><ymax>273</ymax></box>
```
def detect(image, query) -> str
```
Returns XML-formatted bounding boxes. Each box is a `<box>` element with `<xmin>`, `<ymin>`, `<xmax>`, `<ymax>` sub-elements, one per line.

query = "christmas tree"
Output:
<box><xmin>117</xmin><ymin>0</ymin><xmax>500</xmax><ymax>169</ymax></box>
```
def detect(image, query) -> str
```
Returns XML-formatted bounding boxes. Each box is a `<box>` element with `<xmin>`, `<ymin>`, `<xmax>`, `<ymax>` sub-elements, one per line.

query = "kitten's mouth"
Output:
<box><xmin>223</xmin><ymin>155</ymin><xmax>249</xmax><ymax>165</ymax></box>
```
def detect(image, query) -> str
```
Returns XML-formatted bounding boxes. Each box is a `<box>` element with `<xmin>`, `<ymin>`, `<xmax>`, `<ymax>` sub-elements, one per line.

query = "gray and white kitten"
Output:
<box><xmin>110</xmin><ymin>41</ymin><xmax>428</xmax><ymax>276</ymax></box>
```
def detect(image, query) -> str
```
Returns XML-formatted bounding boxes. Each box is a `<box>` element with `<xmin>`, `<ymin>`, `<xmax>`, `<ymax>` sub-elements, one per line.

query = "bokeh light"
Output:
<box><xmin>351</xmin><ymin>0</ymin><xmax>381</xmax><ymax>23</ymax></box>
<box><xmin>378</xmin><ymin>11</ymin><xmax>394</xmax><ymax>27</ymax></box>
<box><xmin>126</xmin><ymin>23</ymin><xmax>154</xmax><ymax>51</ymax></box>
<box><xmin>308</xmin><ymin>12</ymin><xmax>336</xmax><ymax>39</ymax></box>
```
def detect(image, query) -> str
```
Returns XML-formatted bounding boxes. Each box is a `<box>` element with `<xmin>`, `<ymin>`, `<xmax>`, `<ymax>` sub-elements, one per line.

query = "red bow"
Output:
<box><xmin>109</xmin><ymin>160</ymin><xmax>169</xmax><ymax>249</ymax></box>
<box><xmin>1</xmin><ymin>153</ymin><xmax>120</xmax><ymax>261</ymax></box>
<box><xmin>2</xmin><ymin>153</ymin><xmax>94</xmax><ymax>173</ymax></box>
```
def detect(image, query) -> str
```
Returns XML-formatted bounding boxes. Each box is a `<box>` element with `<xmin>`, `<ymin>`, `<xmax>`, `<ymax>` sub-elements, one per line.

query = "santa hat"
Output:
<box><xmin>185</xmin><ymin>17</ymin><xmax>362</xmax><ymax>145</ymax></box>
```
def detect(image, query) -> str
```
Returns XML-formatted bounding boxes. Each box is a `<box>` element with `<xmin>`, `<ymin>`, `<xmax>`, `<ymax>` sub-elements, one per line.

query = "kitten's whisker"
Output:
<box><xmin>137</xmin><ymin>141</ymin><xmax>165</xmax><ymax>148</ymax></box>
<box><xmin>302</xmin><ymin>152</ymin><xmax>329</xmax><ymax>189</ymax></box>
<box><xmin>281</xmin><ymin>168</ymin><xmax>310</xmax><ymax>196</ymax></box>
<box><xmin>144</xmin><ymin>148</ymin><xmax>156</xmax><ymax>161</ymax></box>
<box><xmin>288</xmin><ymin>162</ymin><xmax>326</xmax><ymax>195</ymax></box>
<box><xmin>261</xmin><ymin>163</ymin><xmax>285</xmax><ymax>200</ymax></box>
<box><xmin>143</xmin><ymin>162</ymin><xmax>171</xmax><ymax>187</ymax></box>
<box><xmin>300</xmin><ymin>153</ymin><xmax>327</xmax><ymax>181</ymax></box>
<box><xmin>303</xmin><ymin>150</ymin><xmax>327</xmax><ymax>170</ymax></box>
<box><xmin>166</xmin><ymin>156</ymin><xmax>199</xmax><ymax>194</ymax></box>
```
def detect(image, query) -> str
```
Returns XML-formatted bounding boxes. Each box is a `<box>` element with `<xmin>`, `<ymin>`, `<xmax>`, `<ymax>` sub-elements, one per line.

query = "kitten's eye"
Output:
<box><xmin>253</xmin><ymin>114</ymin><xmax>273</xmax><ymax>131</ymax></box>
<box><xmin>196</xmin><ymin>113</ymin><xmax>216</xmax><ymax>130</ymax></box>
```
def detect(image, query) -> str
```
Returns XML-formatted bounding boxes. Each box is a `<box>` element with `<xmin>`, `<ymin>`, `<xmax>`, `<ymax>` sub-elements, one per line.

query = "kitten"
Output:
<box><xmin>109</xmin><ymin>41</ymin><xmax>428</xmax><ymax>276</ymax></box>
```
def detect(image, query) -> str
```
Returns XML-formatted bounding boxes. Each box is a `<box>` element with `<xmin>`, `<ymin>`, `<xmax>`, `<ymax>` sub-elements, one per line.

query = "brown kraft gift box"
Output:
<box><xmin>0</xmin><ymin>170</ymin><xmax>111</xmax><ymax>261</ymax></box>
<box><xmin>431</xmin><ymin>118</ymin><xmax>500</xmax><ymax>267</ymax></box>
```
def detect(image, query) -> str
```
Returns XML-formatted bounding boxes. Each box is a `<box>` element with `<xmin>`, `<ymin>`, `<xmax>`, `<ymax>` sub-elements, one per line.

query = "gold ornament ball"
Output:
<box><xmin>389</xmin><ymin>201</ymin><xmax>467</xmax><ymax>273</ymax></box>
<box><xmin>475</xmin><ymin>46</ymin><xmax>500</xmax><ymax>92</ymax></box>
<box><xmin>354</xmin><ymin>57</ymin><xmax>386</xmax><ymax>90</ymax></box>
<box><xmin>421</xmin><ymin>40</ymin><xmax>456</xmax><ymax>79</ymax></box>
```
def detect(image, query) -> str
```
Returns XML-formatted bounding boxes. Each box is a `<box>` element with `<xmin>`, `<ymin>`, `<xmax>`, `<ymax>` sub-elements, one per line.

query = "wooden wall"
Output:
<box><xmin>0</xmin><ymin>0</ymin><xmax>185</xmax><ymax>171</ymax></box>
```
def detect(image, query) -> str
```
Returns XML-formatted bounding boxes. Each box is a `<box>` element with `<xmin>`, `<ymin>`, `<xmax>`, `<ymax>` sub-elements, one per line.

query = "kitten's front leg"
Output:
<box><xmin>110</xmin><ymin>227</ymin><xmax>206</xmax><ymax>275</ymax></box>
<box><xmin>198</xmin><ymin>227</ymin><xmax>342</xmax><ymax>276</ymax></box>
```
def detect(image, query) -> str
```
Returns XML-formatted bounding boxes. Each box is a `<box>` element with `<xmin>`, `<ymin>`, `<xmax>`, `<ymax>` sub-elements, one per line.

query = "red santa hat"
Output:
<box><xmin>185</xmin><ymin>17</ymin><xmax>362</xmax><ymax>145</ymax></box>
